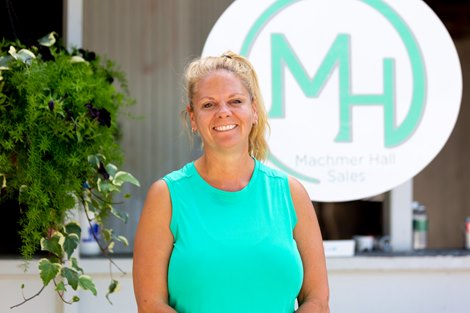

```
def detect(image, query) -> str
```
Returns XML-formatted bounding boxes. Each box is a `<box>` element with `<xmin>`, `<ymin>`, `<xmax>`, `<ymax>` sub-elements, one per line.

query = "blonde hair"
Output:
<box><xmin>182</xmin><ymin>51</ymin><xmax>270</xmax><ymax>161</ymax></box>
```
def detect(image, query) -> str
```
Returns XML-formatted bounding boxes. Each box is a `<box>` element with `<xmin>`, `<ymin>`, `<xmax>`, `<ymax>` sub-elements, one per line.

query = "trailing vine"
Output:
<box><xmin>0</xmin><ymin>32</ymin><xmax>140</xmax><ymax>307</ymax></box>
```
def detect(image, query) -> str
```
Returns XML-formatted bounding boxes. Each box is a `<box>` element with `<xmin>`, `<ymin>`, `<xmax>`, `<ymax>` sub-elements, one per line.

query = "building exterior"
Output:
<box><xmin>1</xmin><ymin>1</ymin><xmax>469</xmax><ymax>312</ymax></box>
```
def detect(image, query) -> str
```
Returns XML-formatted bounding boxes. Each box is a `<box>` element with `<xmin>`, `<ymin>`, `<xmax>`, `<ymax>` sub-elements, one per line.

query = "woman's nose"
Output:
<box><xmin>217</xmin><ymin>103</ymin><xmax>231</xmax><ymax>118</ymax></box>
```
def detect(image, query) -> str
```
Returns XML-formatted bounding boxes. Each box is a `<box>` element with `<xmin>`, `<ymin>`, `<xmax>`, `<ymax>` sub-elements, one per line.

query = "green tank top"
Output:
<box><xmin>162</xmin><ymin>159</ymin><xmax>303</xmax><ymax>313</ymax></box>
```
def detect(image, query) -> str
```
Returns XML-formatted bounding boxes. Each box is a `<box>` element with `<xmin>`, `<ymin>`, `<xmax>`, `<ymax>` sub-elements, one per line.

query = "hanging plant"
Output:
<box><xmin>0</xmin><ymin>32</ymin><xmax>140</xmax><ymax>308</ymax></box>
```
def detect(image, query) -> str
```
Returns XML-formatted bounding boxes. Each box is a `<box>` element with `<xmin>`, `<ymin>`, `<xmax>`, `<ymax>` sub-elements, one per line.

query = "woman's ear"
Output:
<box><xmin>187</xmin><ymin>104</ymin><xmax>197</xmax><ymax>131</ymax></box>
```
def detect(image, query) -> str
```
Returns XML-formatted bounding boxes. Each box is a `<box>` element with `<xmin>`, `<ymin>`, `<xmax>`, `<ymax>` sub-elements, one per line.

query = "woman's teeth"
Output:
<box><xmin>214</xmin><ymin>124</ymin><xmax>236</xmax><ymax>132</ymax></box>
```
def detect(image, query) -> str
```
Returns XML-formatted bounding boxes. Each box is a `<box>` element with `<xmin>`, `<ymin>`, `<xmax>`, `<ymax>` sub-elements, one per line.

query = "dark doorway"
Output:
<box><xmin>0</xmin><ymin>0</ymin><xmax>63</xmax><ymax>43</ymax></box>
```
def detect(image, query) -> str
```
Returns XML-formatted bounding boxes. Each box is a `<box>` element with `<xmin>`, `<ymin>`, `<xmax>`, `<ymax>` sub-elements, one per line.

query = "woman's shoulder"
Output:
<box><xmin>256</xmin><ymin>160</ymin><xmax>309</xmax><ymax>196</ymax></box>
<box><xmin>257</xmin><ymin>161</ymin><xmax>300</xmax><ymax>197</ymax></box>
<box><xmin>162</xmin><ymin>161</ymin><xmax>196</xmax><ymax>183</ymax></box>
<box><xmin>256</xmin><ymin>159</ymin><xmax>288</xmax><ymax>180</ymax></box>
<box><xmin>287</xmin><ymin>175</ymin><xmax>308</xmax><ymax>196</ymax></box>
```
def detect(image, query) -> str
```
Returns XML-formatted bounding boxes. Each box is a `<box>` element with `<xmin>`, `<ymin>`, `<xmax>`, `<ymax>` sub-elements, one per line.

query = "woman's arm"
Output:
<box><xmin>133</xmin><ymin>180</ymin><xmax>177</xmax><ymax>313</ymax></box>
<box><xmin>289</xmin><ymin>177</ymin><xmax>330</xmax><ymax>313</ymax></box>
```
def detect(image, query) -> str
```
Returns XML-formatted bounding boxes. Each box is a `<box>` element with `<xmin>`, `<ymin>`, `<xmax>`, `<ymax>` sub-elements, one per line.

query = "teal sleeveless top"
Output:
<box><xmin>162</xmin><ymin>159</ymin><xmax>303</xmax><ymax>313</ymax></box>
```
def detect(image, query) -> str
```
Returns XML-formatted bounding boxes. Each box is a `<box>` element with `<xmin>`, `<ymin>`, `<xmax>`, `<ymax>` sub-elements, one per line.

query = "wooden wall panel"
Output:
<box><xmin>82</xmin><ymin>0</ymin><xmax>234</xmax><ymax>252</ymax></box>
<box><xmin>414</xmin><ymin>39</ymin><xmax>470</xmax><ymax>249</ymax></box>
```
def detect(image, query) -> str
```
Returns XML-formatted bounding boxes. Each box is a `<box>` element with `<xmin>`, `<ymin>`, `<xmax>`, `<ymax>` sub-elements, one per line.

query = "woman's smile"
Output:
<box><xmin>213</xmin><ymin>124</ymin><xmax>237</xmax><ymax>132</ymax></box>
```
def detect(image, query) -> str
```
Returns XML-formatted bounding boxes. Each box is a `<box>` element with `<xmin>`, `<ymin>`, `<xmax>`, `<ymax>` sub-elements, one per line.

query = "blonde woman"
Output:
<box><xmin>133</xmin><ymin>51</ymin><xmax>329</xmax><ymax>313</ymax></box>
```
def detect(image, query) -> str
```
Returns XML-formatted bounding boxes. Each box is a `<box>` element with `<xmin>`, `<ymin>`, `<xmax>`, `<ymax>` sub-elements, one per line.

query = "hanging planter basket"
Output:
<box><xmin>0</xmin><ymin>32</ymin><xmax>140</xmax><ymax>307</ymax></box>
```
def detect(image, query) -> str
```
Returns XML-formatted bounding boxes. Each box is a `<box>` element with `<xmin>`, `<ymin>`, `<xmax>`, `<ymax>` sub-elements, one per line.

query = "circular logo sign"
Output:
<box><xmin>203</xmin><ymin>0</ymin><xmax>462</xmax><ymax>202</ymax></box>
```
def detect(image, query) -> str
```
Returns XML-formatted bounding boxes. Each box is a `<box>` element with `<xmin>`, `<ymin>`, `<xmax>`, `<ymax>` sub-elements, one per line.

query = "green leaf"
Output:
<box><xmin>106</xmin><ymin>279</ymin><xmax>119</xmax><ymax>303</ymax></box>
<box><xmin>78</xmin><ymin>275</ymin><xmax>97</xmax><ymax>296</ymax></box>
<box><xmin>70</xmin><ymin>257</ymin><xmax>84</xmax><ymax>274</ymax></box>
<box><xmin>115</xmin><ymin>235</ymin><xmax>129</xmax><ymax>247</ymax></box>
<box><xmin>87</xmin><ymin>155</ymin><xmax>100</xmax><ymax>168</ymax></box>
<box><xmin>105</xmin><ymin>163</ymin><xmax>118</xmax><ymax>178</ymax></box>
<box><xmin>98</xmin><ymin>179</ymin><xmax>113</xmax><ymax>193</ymax></box>
<box><xmin>65</xmin><ymin>221</ymin><xmax>81</xmax><ymax>238</ymax></box>
<box><xmin>107</xmin><ymin>241</ymin><xmax>115</xmax><ymax>253</ymax></box>
<box><xmin>70</xmin><ymin>56</ymin><xmax>87</xmax><ymax>64</ymax></box>
<box><xmin>113</xmin><ymin>171</ymin><xmax>140</xmax><ymax>187</ymax></box>
<box><xmin>38</xmin><ymin>32</ymin><xmax>57</xmax><ymax>47</ymax></box>
<box><xmin>76</xmin><ymin>130</ymin><xmax>82</xmax><ymax>143</ymax></box>
<box><xmin>63</xmin><ymin>233</ymin><xmax>80</xmax><ymax>259</ymax></box>
<box><xmin>110</xmin><ymin>206</ymin><xmax>128</xmax><ymax>223</ymax></box>
<box><xmin>90</xmin><ymin>199</ymin><xmax>101</xmax><ymax>213</ymax></box>
<box><xmin>102</xmin><ymin>229</ymin><xmax>113</xmax><ymax>242</ymax></box>
<box><xmin>88</xmin><ymin>154</ymin><xmax>106</xmax><ymax>168</ymax></box>
<box><xmin>62</xmin><ymin>266</ymin><xmax>80</xmax><ymax>290</ymax></box>
<box><xmin>38</xmin><ymin>258</ymin><xmax>61</xmax><ymax>286</ymax></box>
<box><xmin>17</xmin><ymin>49</ymin><xmax>36</xmax><ymax>61</ymax></box>
<box><xmin>0</xmin><ymin>55</ymin><xmax>12</xmax><ymax>70</ymax></box>
<box><xmin>40</xmin><ymin>232</ymin><xmax>65</xmax><ymax>257</ymax></box>
<box><xmin>72</xmin><ymin>296</ymin><xmax>80</xmax><ymax>302</ymax></box>
<box><xmin>55</xmin><ymin>281</ymin><xmax>66</xmax><ymax>293</ymax></box>
<box><xmin>9</xmin><ymin>46</ymin><xmax>36</xmax><ymax>64</ymax></box>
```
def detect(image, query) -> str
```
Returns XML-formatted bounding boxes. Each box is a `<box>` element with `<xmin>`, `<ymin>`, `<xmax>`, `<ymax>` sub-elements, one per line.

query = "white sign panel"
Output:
<box><xmin>203</xmin><ymin>0</ymin><xmax>462</xmax><ymax>202</ymax></box>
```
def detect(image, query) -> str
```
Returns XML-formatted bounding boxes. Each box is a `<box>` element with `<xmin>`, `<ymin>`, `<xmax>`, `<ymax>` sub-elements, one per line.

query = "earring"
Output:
<box><xmin>192</xmin><ymin>128</ymin><xmax>197</xmax><ymax>134</ymax></box>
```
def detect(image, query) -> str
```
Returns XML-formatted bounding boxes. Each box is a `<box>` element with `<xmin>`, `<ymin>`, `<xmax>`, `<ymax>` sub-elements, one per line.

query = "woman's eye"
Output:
<box><xmin>202</xmin><ymin>103</ymin><xmax>213</xmax><ymax>109</ymax></box>
<box><xmin>231</xmin><ymin>99</ymin><xmax>242</xmax><ymax>105</ymax></box>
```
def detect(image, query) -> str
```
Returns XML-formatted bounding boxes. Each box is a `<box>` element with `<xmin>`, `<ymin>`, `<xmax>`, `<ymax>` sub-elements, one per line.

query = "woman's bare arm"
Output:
<box><xmin>289</xmin><ymin>177</ymin><xmax>330</xmax><ymax>313</ymax></box>
<box><xmin>133</xmin><ymin>180</ymin><xmax>177</xmax><ymax>313</ymax></box>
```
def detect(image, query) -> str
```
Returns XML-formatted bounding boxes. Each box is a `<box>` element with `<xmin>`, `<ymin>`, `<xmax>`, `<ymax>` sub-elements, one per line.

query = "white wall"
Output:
<box><xmin>2</xmin><ymin>256</ymin><xmax>470</xmax><ymax>313</ymax></box>
<box><xmin>327</xmin><ymin>256</ymin><xmax>470</xmax><ymax>313</ymax></box>
<box><xmin>0</xmin><ymin>260</ymin><xmax>61</xmax><ymax>313</ymax></box>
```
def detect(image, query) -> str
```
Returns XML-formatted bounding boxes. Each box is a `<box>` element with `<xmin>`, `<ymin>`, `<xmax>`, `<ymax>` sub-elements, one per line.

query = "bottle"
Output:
<box><xmin>412</xmin><ymin>201</ymin><xmax>428</xmax><ymax>250</ymax></box>
<box><xmin>80</xmin><ymin>209</ymin><xmax>101</xmax><ymax>256</ymax></box>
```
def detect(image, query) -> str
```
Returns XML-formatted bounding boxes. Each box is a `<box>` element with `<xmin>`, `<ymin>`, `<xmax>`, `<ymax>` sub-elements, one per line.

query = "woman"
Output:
<box><xmin>133</xmin><ymin>51</ymin><xmax>330</xmax><ymax>313</ymax></box>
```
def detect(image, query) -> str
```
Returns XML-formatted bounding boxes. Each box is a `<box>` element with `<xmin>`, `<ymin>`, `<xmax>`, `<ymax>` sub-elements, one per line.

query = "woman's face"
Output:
<box><xmin>189</xmin><ymin>70</ymin><xmax>258</xmax><ymax>155</ymax></box>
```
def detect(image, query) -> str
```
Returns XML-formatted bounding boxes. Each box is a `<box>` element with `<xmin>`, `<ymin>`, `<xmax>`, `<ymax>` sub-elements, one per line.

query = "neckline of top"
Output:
<box><xmin>189</xmin><ymin>158</ymin><xmax>259</xmax><ymax>196</ymax></box>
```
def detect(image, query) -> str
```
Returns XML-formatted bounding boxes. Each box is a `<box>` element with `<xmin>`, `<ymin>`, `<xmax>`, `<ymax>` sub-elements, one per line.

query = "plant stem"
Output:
<box><xmin>82</xmin><ymin>199</ymin><xmax>126</xmax><ymax>276</ymax></box>
<box><xmin>53</xmin><ymin>280</ymin><xmax>73</xmax><ymax>305</ymax></box>
<box><xmin>10</xmin><ymin>285</ymin><xmax>46</xmax><ymax>309</ymax></box>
